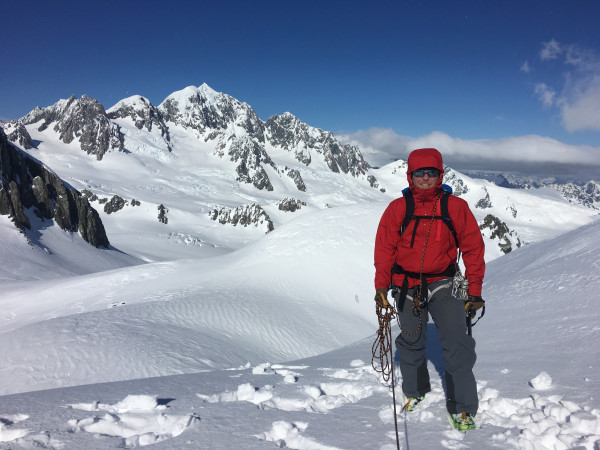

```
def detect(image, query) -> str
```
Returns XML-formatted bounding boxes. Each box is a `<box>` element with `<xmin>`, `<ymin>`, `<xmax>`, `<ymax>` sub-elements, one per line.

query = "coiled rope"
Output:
<box><xmin>371</xmin><ymin>293</ymin><xmax>400</xmax><ymax>450</ymax></box>
<box><xmin>371</xmin><ymin>191</ymin><xmax>444</xmax><ymax>449</ymax></box>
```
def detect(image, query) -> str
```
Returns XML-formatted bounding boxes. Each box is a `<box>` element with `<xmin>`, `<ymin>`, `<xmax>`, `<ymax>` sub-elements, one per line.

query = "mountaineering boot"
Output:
<box><xmin>448</xmin><ymin>412</ymin><xmax>476</xmax><ymax>431</ymax></box>
<box><xmin>402</xmin><ymin>395</ymin><xmax>425</xmax><ymax>412</ymax></box>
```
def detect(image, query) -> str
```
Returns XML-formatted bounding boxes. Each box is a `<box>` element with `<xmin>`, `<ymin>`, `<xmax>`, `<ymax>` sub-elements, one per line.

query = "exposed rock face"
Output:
<box><xmin>209</xmin><ymin>203</ymin><xmax>274</xmax><ymax>233</ymax></box>
<box><xmin>104</xmin><ymin>195</ymin><xmax>127</xmax><ymax>214</ymax></box>
<box><xmin>107</xmin><ymin>95</ymin><xmax>172</xmax><ymax>151</ymax></box>
<box><xmin>159</xmin><ymin>84</ymin><xmax>265</xmax><ymax>142</ymax></box>
<box><xmin>158</xmin><ymin>204</ymin><xmax>169</xmax><ymax>224</ymax></box>
<box><xmin>286</xmin><ymin>168</ymin><xmax>306</xmax><ymax>192</ymax></box>
<box><xmin>466</xmin><ymin>171</ymin><xmax>600</xmax><ymax>210</ymax></box>
<box><xmin>8</xmin><ymin>84</ymin><xmax>379</xmax><ymax>197</ymax></box>
<box><xmin>479</xmin><ymin>214</ymin><xmax>522</xmax><ymax>254</ymax></box>
<box><xmin>0</xmin><ymin>129</ymin><xmax>109</xmax><ymax>247</ymax></box>
<box><xmin>548</xmin><ymin>181</ymin><xmax>600</xmax><ymax>210</ymax></box>
<box><xmin>277</xmin><ymin>198</ymin><xmax>307</xmax><ymax>212</ymax></box>
<box><xmin>20</xmin><ymin>95</ymin><xmax>124</xmax><ymax>160</ymax></box>
<box><xmin>3</xmin><ymin>121</ymin><xmax>34</xmax><ymax>149</ymax></box>
<box><xmin>265</xmin><ymin>112</ymin><xmax>371</xmax><ymax>177</ymax></box>
<box><xmin>157</xmin><ymin>85</ymin><xmax>376</xmax><ymax>192</ymax></box>
<box><xmin>443</xmin><ymin>167</ymin><xmax>469</xmax><ymax>197</ymax></box>
<box><xmin>226</xmin><ymin>136</ymin><xmax>275</xmax><ymax>191</ymax></box>
<box><xmin>476</xmin><ymin>187</ymin><xmax>493</xmax><ymax>209</ymax></box>
<box><xmin>159</xmin><ymin>85</ymin><xmax>282</xmax><ymax>191</ymax></box>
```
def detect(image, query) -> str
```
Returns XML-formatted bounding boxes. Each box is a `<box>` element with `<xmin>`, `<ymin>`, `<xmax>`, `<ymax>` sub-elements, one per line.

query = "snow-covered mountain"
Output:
<box><xmin>2</xmin><ymin>83</ymin><xmax>597</xmax><ymax>269</ymax></box>
<box><xmin>465</xmin><ymin>170</ymin><xmax>600</xmax><ymax>210</ymax></box>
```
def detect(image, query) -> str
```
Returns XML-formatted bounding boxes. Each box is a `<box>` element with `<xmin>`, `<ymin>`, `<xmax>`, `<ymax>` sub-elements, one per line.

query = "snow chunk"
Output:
<box><xmin>0</xmin><ymin>413</ymin><xmax>29</xmax><ymax>443</ymax></box>
<box><xmin>530</xmin><ymin>371</ymin><xmax>553</xmax><ymax>390</ymax></box>
<box><xmin>255</xmin><ymin>420</ymin><xmax>340</xmax><ymax>449</ymax></box>
<box><xmin>66</xmin><ymin>394</ymin><xmax>198</xmax><ymax>447</ymax></box>
<box><xmin>68</xmin><ymin>394</ymin><xmax>165</xmax><ymax>413</ymax></box>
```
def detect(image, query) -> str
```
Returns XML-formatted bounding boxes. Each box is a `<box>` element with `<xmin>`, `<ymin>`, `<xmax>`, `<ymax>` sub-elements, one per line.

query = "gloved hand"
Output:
<box><xmin>465</xmin><ymin>295</ymin><xmax>485</xmax><ymax>319</ymax></box>
<box><xmin>374</xmin><ymin>288</ymin><xmax>389</xmax><ymax>308</ymax></box>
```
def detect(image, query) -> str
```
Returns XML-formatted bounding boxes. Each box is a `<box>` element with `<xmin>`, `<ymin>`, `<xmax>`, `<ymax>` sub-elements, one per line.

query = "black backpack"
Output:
<box><xmin>399</xmin><ymin>184</ymin><xmax>459</xmax><ymax>249</ymax></box>
<box><xmin>391</xmin><ymin>184</ymin><xmax>460</xmax><ymax>307</ymax></box>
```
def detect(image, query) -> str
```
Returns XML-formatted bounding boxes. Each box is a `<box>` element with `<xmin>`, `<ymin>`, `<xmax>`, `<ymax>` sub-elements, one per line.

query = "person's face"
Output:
<box><xmin>411</xmin><ymin>168</ymin><xmax>440</xmax><ymax>190</ymax></box>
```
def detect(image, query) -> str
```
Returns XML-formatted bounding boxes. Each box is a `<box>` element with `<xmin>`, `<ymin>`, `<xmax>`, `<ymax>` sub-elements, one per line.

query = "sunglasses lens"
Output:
<box><xmin>413</xmin><ymin>169</ymin><xmax>440</xmax><ymax>178</ymax></box>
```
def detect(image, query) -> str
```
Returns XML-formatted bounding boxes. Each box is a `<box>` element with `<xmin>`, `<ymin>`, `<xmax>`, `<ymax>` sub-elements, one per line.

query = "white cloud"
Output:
<box><xmin>521</xmin><ymin>60</ymin><xmax>531</xmax><ymax>73</ymax></box>
<box><xmin>561</xmin><ymin>75</ymin><xmax>600</xmax><ymax>132</ymax></box>
<box><xmin>337</xmin><ymin>127</ymin><xmax>412</xmax><ymax>167</ymax></box>
<box><xmin>534</xmin><ymin>83</ymin><xmax>556</xmax><ymax>107</ymax></box>
<box><xmin>338</xmin><ymin>128</ymin><xmax>600</xmax><ymax>176</ymax></box>
<box><xmin>540</xmin><ymin>39</ymin><xmax>563</xmax><ymax>60</ymax></box>
<box><xmin>533</xmin><ymin>41</ymin><xmax>600</xmax><ymax>132</ymax></box>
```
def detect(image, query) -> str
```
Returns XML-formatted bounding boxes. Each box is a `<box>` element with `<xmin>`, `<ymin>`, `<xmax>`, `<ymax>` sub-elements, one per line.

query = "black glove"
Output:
<box><xmin>374</xmin><ymin>288</ymin><xmax>389</xmax><ymax>308</ymax></box>
<box><xmin>465</xmin><ymin>295</ymin><xmax>485</xmax><ymax>319</ymax></box>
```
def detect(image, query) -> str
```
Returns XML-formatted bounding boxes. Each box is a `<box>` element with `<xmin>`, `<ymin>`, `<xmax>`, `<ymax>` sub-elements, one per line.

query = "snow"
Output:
<box><xmin>1</xmin><ymin>209</ymin><xmax>599</xmax><ymax>448</ymax></box>
<box><xmin>1</xmin><ymin>96</ymin><xmax>600</xmax><ymax>448</ymax></box>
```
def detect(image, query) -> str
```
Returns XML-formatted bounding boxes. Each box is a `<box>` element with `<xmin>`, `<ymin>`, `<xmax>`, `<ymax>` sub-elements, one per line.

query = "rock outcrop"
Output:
<box><xmin>107</xmin><ymin>95</ymin><xmax>172</xmax><ymax>151</ymax></box>
<box><xmin>209</xmin><ymin>203</ymin><xmax>274</xmax><ymax>233</ymax></box>
<box><xmin>265</xmin><ymin>112</ymin><xmax>371</xmax><ymax>177</ymax></box>
<box><xmin>277</xmin><ymin>198</ymin><xmax>307</xmax><ymax>212</ymax></box>
<box><xmin>479</xmin><ymin>214</ymin><xmax>521</xmax><ymax>254</ymax></box>
<box><xmin>475</xmin><ymin>187</ymin><xmax>493</xmax><ymax>209</ymax></box>
<box><xmin>0</xmin><ymin>129</ymin><xmax>109</xmax><ymax>247</ymax></box>
<box><xmin>19</xmin><ymin>95</ymin><xmax>124</xmax><ymax>160</ymax></box>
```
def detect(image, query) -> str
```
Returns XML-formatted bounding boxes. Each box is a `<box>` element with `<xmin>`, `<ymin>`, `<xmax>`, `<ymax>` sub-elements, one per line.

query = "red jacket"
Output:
<box><xmin>374</xmin><ymin>148</ymin><xmax>485</xmax><ymax>296</ymax></box>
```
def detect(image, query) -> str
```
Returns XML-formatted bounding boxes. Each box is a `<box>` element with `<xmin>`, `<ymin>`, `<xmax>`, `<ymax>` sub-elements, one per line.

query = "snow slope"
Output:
<box><xmin>0</xmin><ymin>217</ymin><xmax>599</xmax><ymax>449</ymax></box>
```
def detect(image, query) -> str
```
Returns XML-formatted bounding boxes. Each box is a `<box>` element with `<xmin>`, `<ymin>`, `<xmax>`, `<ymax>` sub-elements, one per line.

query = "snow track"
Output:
<box><xmin>1</xmin><ymin>344</ymin><xmax>598</xmax><ymax>449</ymax></box>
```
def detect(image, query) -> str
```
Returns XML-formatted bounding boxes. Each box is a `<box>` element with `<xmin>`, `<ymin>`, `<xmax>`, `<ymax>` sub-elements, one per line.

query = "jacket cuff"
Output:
<box><xmin>467</xmin><ymin>281</ymin><xmax>482</xmax><ymax>297</ymax></box>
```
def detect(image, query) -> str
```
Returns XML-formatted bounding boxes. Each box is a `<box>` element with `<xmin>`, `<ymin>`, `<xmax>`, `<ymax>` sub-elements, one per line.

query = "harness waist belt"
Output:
<box><xmin>391</xmin><ymin>262</ymin><xmax>456</xmax><ymax>279</ymax></box>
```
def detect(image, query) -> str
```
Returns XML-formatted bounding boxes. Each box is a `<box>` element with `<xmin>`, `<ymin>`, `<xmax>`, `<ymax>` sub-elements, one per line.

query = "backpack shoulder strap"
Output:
<box><xmin>400</xmin><ymin>188</ymin><xmax>414</xmax><ymax>235</ymax></box>
<box><xmin>399</xmin><ymin>186</ymin><xmax>459</xmax><ymax>249</ymax></box>
<box><xmin>440</xmin><ymin>189</ymin><xmax>459</xmax><ymax>248</ymax></box>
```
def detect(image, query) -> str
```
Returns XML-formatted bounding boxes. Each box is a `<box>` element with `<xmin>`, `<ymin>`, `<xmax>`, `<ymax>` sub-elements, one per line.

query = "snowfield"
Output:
<box><xmin>0</xmin><ymin>208</ymin><xmax>599</xmax><ymax>449</ymax></box>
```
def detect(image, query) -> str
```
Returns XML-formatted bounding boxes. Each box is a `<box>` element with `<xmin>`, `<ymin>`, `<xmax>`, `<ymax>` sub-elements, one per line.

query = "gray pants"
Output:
<box><xmin>394</xmin><ymin>278</ymin><xmax>478</xmax><ymax>415</ymax></box>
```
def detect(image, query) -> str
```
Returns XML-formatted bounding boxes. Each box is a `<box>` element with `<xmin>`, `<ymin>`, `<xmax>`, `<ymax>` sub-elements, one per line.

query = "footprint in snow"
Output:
<box><xmin>198</xmin><ymin>360</ymin><xmax>384</xmax><ymax>414</ymax></box>
<box><xmin>66</xmin><ymin>394</ymin><xmax>199</xmax><ymax>447</ymax></box>
<box><xmin>252</xmin><ymin>362</ymin><xmax>306</xmax><ymax>383</ymax></box>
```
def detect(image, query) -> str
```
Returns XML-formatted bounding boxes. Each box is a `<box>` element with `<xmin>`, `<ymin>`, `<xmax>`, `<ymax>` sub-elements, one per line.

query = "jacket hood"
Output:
<box><xmin>407</xmin><ymin>148</ymin><xmax>444</xmax><ymax>191</ymax></box>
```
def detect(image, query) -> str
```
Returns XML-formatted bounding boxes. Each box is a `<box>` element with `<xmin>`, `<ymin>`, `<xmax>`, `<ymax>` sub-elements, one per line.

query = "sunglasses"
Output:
<box><xmin>412</xmin><ymin>168</ymin><xmax>441</xmax><ymax>178</ymax></box>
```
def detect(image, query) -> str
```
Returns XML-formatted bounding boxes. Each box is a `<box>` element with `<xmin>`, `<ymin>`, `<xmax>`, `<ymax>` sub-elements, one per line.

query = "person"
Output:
<box><xmin>373</xmin><ymin>147</ymin><xmax>485</xmax><ymax>431</ymax></box>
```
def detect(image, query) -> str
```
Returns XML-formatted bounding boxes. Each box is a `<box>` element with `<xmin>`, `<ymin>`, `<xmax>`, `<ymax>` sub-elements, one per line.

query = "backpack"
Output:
<box><xmin>391</xmin><ymin>184</ymin><xmax>461</xmax><ymax>308</ymax></box>
<box><xmin>399</xmin><ymin>184</ymin><xmax>459</xmax><ymax>248</ymax></box>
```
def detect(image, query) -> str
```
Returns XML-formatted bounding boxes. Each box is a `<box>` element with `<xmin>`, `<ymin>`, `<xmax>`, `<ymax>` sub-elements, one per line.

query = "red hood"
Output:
<box><xmin>407</xmin><ymin>148</ymin><xmax>444</xmax><ymax>194</ymax></box>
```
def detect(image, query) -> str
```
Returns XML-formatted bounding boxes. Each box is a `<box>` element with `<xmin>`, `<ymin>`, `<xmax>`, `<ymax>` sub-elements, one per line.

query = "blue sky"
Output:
<box><xmin>2</xmin><ymin>0</ymin><xmax>599</xmax><ymax>176</ymax></box>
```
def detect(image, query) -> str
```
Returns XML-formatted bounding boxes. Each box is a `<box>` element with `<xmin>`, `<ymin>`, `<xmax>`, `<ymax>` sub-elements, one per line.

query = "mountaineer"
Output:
<box><xmin>374</xmin><ymin>147</ymin><xmax>485</xmax><ymax>431</ymax></box>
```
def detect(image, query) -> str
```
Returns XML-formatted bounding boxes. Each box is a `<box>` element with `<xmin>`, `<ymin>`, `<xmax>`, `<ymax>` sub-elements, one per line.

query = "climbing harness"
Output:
<box><xmin>371</xmin><ymin>292</ymin><xmax>401</xmax><ymax>450</ymax></box>
<box><xmin>394</xmin><ymin>191</ymin><xmax>443</xmax><ymax>337</ymax></box>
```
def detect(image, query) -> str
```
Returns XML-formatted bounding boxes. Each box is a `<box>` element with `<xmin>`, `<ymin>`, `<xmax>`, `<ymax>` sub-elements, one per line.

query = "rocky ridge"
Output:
<box><xmin>107</xmin><ymin>95</ymin><xmax>172</xmax><ymax>151</ymax></box>
<box><xmin>0</xmin><ymin>129</ymin><xmax>109</xmax><ymax>248</ymax></box>
<box><xmin>12</xmin><ymin>85</ymin><xmax>376</xmax><ymax>196</ymax></box>
<box><xmin>209</xmin><ymin>203</ymin><xmax>274</xmax><ymax>234</ymax></box>
<box><xmin>2</xmin><ymin>84</ymin><xmax>377</xmax><ymax>237</ymax></box>
<box><xmin>465</xmin><ymin>171</ymin><xmax>600</xmax><ymax>210</ymax></box>
<box><xmin>16</xmin><ymin>95</ymin><xmax>124</xmax><ymax>160</ymax></box>
<box><xmin>547</xmin><ymin>181</ymin><xmax>600</xmax><ymax>210</ymax></box>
